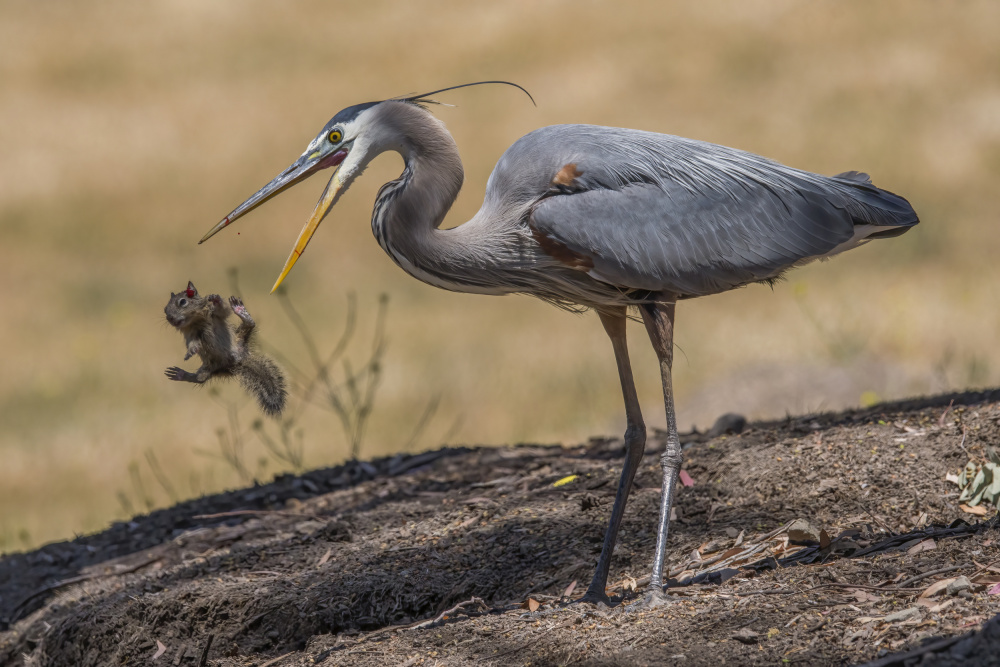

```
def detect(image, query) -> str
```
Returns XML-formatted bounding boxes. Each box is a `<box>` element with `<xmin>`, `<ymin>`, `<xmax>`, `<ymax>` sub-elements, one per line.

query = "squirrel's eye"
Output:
<box><xmin>328</xmin><ymin>129</ymin><xmax>343</xmax><ymax>144</ymax></box>
<box><xmin>178</xmin><ymin>298</ymin><xmax>188</xmax><ymax>307</ymax></box>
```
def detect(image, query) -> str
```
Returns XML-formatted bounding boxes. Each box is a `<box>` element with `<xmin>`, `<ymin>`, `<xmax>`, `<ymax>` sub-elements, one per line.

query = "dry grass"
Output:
<box><xmin>1</xmin><ymin>0</ymin><xmax>999</xmax><ymax>549</ymax></box>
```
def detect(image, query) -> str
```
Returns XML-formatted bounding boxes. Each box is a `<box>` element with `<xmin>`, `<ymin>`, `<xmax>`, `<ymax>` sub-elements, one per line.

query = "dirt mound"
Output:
<box><xmin>2</xmin><ymin>390</ymin><xmax>1000</xmax><ymax>666</ymax></box>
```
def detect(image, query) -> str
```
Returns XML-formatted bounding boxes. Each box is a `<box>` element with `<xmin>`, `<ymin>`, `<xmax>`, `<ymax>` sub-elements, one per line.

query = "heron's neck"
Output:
<box><xmin>385</xmin><ymin>125</ymin><xmax>464</xmax><ymax>235</ymax></box>
<box><xmin>370</xmin><ymin>109</ymin><xmax>506</xmax><ymax>293</ymax></box>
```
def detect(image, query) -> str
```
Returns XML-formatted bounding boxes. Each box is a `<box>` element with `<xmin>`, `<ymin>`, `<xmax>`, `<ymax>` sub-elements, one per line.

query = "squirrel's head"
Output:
<box><xmin>164</xmin><ymin>281</ymin><xmax>200</xmax><ymax>327</ymax></box>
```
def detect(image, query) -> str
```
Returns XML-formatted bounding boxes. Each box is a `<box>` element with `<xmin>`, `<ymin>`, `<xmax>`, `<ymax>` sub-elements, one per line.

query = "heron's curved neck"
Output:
<box><xmin>369</xmin><ymin>104</ymin><xmax>497</xmax><ymax>290</ymax></box>
<box><xmin>381</xmin><ymin>122</ymin><xmax>464</xmax><ymax>237</ymax></box>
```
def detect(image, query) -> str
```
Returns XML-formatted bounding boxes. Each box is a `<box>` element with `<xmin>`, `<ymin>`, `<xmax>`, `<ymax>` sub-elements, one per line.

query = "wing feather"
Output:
<box><xmin>517</xmin><ymin>126</ymin><xmax>917</xmax><ymax>297</ymax></box>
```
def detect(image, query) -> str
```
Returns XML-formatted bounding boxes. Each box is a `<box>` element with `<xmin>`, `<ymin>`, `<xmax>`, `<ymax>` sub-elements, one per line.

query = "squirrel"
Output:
<box><xmin>164</xmin><ymin>281</ymin><xmax>287</xmax><ymax>417</ymax></box>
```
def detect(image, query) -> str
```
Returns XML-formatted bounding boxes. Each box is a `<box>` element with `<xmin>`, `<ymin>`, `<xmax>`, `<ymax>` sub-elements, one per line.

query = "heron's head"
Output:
<box><xmin>198</xmin><ymin>99</ymin><xmax>391</xmax><ymax>291</ymax></box>
<box><xmin>198</xmin><ymin>82</ymin><xmax>532</xmax><ymax>293</ymax></box>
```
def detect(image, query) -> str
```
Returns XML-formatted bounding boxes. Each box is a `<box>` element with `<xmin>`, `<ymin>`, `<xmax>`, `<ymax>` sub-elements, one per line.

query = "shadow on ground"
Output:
<box><xmin>2</xmin><ymin>388</ymin><xmax>1000</xmax><ymax>666</ymax></box>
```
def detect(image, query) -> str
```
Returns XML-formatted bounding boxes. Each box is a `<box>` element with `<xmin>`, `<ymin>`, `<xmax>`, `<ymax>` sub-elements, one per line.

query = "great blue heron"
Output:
<box><xmin>200</xmin><ymin>82</ymin><xmax>918</xmax><ymax>606</ymax></box>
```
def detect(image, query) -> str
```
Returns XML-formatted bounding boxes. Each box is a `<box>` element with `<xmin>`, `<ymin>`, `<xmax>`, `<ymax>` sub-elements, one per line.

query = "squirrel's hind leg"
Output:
<box><xmin>229</xmin><ymin>296</ymin><xmax>256</xmax><ymax>344</ymax></box>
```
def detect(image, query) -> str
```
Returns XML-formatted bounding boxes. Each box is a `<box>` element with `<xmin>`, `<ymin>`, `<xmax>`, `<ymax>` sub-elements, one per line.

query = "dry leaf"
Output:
<box><xmin>622</xmin><ymin>576</ymin><xmax>638</xmax><ymax>593</ymax></box>
<box><xmin>521</xmin><ymin>597</ymin><xmax>540</xmax><ymax>612</ymax></box>
<box><xmin>919</xmin><ymin>577</ymin><xmax>957</xmax><ymax>598</ymax></box>
<box><xmin>907</xmin><ymin>539</ymin><xmax>936</xmax><ymax>555</ymax></box>
<box><xmin>152</xmin><ymin>640</ymin><xmax>167</xmax><ymax>660</ymax></box>
<box><xmin>989</xmin><ymin>583</ymin><xmax>1000</xmax><ymax>595</ymax></box>
<box><xmin>819</xmin><ymin>529</ymin><xmax>831</xmax><ymax>549</ymax></box>
<box><xmin>316</xmin><ymin>548</ymin><xmax>332</xmax><ymax>567</ymax></box>
<box><xmin>679</xmin><ymin>469</ymin><xmax>694</xmax><ymax>487</ymax></box>
<box><xmin>930</xmin><ymin>599</ymin><xmax>954</xmax><ymax>613</ymax></box>
<box><xmin>960</xmin><ymin>504</ymin><xmax>989</xmax><ymax>516</ymax></box>
<box><xmin>854</xmin><ymin>590</ymin><xmax>879</xmax><ymax>603</ymax></box>
<box><xmin>719</xmin><ymin>547</ymin><xmax>744</xmax><ymax>560</ymax></box>
<box><xmin>945</xmin><ymin>472</ymin><xmax>960</xmax><ymax>485</ymax></box>
<box><xmin>553</xmin><ymin>475</ymin><xmax>578</xmax><ymax>488</ymax></box>
<box><xmin>563</xmin><ymin>580</ymin><xmax>577</xmax><ymax>598</ymax></box>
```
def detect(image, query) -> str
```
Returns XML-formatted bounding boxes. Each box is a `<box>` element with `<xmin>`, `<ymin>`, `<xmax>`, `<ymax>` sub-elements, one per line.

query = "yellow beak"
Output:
<box><xmin>270</xmin><ymin>169</ymin><xmax>343</xmax><ymax>293</ymax></box>
<box><xmin>200</xmin><ymin>146</ymin><xmax>350</xmax><ymax>292</ymax></box>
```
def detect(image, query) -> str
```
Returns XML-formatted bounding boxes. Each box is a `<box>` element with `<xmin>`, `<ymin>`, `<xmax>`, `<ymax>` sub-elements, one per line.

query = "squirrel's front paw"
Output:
<box><xmin>184</xmin><ymin>343</ymin><xmax>201</xmax><ymax>361</ymax></box>
<box><xmin>165</xmin><ymin>367</ymin><xmax>186</xmax><ymax>381</ymax></box>
<box><xmin>229</xmin><ymin>296</ymin><xmax>247</xmax><ymax>316</ymax></box>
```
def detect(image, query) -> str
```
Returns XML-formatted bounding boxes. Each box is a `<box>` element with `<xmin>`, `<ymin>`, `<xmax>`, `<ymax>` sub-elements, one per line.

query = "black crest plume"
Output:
<box><xmin>398</xmin><ymin>81</ymin><xmax>536</xmax><ymax>108</ymax></box>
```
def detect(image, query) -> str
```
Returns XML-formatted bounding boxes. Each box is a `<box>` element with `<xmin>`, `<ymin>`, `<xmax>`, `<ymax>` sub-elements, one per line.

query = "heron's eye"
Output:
<box><xmin>328</xmin><ymin>129</ymin><xmax>343</xmax><ymax>144</ymax></box>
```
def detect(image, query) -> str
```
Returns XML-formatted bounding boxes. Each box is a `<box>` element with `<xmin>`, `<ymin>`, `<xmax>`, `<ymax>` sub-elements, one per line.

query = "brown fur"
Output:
<box><xmin>163</xmin><ymin>282</ymin><xmax>287</xmax><ymax>416</ymax></box>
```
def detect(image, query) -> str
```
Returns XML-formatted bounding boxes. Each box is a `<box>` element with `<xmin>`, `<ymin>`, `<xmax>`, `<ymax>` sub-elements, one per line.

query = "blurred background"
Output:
<box><xmin>2</xmin><ymin>0</ymin><xmax>998</xmax><ymax>551</ymax></box>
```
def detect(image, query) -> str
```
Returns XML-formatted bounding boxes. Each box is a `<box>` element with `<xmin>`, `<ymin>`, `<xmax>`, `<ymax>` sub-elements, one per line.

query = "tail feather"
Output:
<box><xmin>236</xmin><ymin>356</ymin><xmax>287</xmax><ymax>417</ymax></box>
<box><xmin>831</xmin><ymin>172</ymin><xmax>919</xmax><ymax>232</ymax></box>
<box><xmin>834</xmin><ymin>170</ymin><xmax>872</xmax><ymax>184</ymax></box>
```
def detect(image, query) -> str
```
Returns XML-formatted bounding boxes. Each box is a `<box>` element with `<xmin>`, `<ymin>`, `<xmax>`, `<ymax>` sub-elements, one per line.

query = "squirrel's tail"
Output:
<box><xmin>236</xmin><ymin>355</ymin><xmax>288</xmax><ymax>417</ymax></box>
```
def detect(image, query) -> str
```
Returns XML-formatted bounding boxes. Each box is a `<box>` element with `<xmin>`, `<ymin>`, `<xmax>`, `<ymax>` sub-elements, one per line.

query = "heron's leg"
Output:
<box><xmin>581</xmin><ymin>307</ymin><xmax>647</xmax><ymax>605</ymax></box>
<box><xmin>640</xmin><ymin>300</ymin><xmax>680</xmax><ymax>595</ymax></box>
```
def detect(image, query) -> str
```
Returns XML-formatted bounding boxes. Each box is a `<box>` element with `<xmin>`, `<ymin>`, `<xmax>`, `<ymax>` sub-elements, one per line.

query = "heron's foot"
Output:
<box><xmin>573</xmin><ymin>586</ymin><xmax>614</xmax><ymax>609</ymax></box>
<box><xmin>624</xmin><ymin>585</ymin><xmax>671</xmax><ymax>613</ymax></box>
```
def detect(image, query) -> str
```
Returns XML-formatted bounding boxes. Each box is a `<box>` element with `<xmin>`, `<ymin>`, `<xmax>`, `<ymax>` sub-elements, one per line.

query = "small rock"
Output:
<box><xmin>732</xmin><ymin>627</ymin><xmax>760</xmax><ymax>644</ymax></box>
<box><xmin>708</xmin><ymin>413</ymin><xmax>747</xmax><ymax>438</ymax></box>
<box><xmin>947</xmin><ymin>576</ymin><xmax>972</xmax><ymax>596</ymax></box>
<box><xmin>294</xmin><ymin>520</ymin><xmax>326</xmax><ymax>534</ymax></box>
<box><xmin>884</xmin><ymin>607</ymin><xmax>921</xmax><ymax>623</ymax></box>
<box><xmin>787</xmin><ymin>519</ymin><xmax>822</xmax><ymax>544</ymax></box>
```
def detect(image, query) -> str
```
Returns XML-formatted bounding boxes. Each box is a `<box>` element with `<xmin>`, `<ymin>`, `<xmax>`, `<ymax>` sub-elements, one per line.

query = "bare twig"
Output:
<box><xmin>748</xmin><ymin>520</ymin><xmax>796</xmax><ymax>545</ymax></box>
<box><xmin>198</xmin><ymin>634</ymin><xmax>214</xmax><ymax>667</ymax></box>
<box><xmin>193</xmin><ymin>509</ymin><xmax>324</xmax><ymax>521</ymax></box>
<box><xmin>258</xmin><ymin>651</ymin><xmax>293</xmax><ymax>667</ymax></box>
<box><xmin>897</xmin><ymin>564</ymin><xmax>967</xmax><ymax>588</ymax></box>
<box><xmin>10</xmin><ymin>553</ymin><xmax>163</xmax><ymax>622</ymax></box>
<box><xmin>402</xmin><ymin>394</ymin><xmax>441</xmax><ymax>452</ymax></box>
<box><xmin>253</xmin><ymin>419</ymin><xmax>305</xmax><ymax>472</ymax></box>
<box><xmin>491</xmin><ymin>620</ymin><xmax>577</xmax><ymax>660</ymax></box>
<box><xmin>144</xmin><ymin>448</ymin><xmax>179</xmax><ymax>504</ymax></box>
<box><xmin>412</xmin><ymin>596</ymin><xmax>485</xmax><ymax>629</ymax></box>
<box><xmin>128</xmin><ymin>461</ymin><xmax>154</xmax><ymax>512</ymax></box>
<box><xmin>938</xmin><ymin>399</ymin><xmax>955</xmax><ymax>427</ymax></box>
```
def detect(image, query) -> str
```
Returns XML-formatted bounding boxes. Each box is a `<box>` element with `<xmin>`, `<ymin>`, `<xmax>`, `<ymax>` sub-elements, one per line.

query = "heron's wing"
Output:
<box><xmin>526</xmin><ymin>128</ymin><xmax>917</xmax><ymax>296</ymax></box>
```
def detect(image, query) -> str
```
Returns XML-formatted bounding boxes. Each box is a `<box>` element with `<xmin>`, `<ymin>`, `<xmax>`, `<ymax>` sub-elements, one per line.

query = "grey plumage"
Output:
<box><xmin>353</xmin><ymin>103</ymin><xmax>917</xmax><ymax>310</ymax></box>
<box><xmin>499</xmin><ymin>124</ymin><xmax>916</xmax><ymax>298</ymax></box>
<box><xmin>202</xmin><ymin>85</ymin><xmax>918</xmax><ymax>607</ymax></box>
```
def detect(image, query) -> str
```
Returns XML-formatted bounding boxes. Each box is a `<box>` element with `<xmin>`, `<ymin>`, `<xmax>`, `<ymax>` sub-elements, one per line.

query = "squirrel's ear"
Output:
<box><xmin>186</xmin><ymin>281</ymin><xmax>197</xmax><ymax>297</ymax></box>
